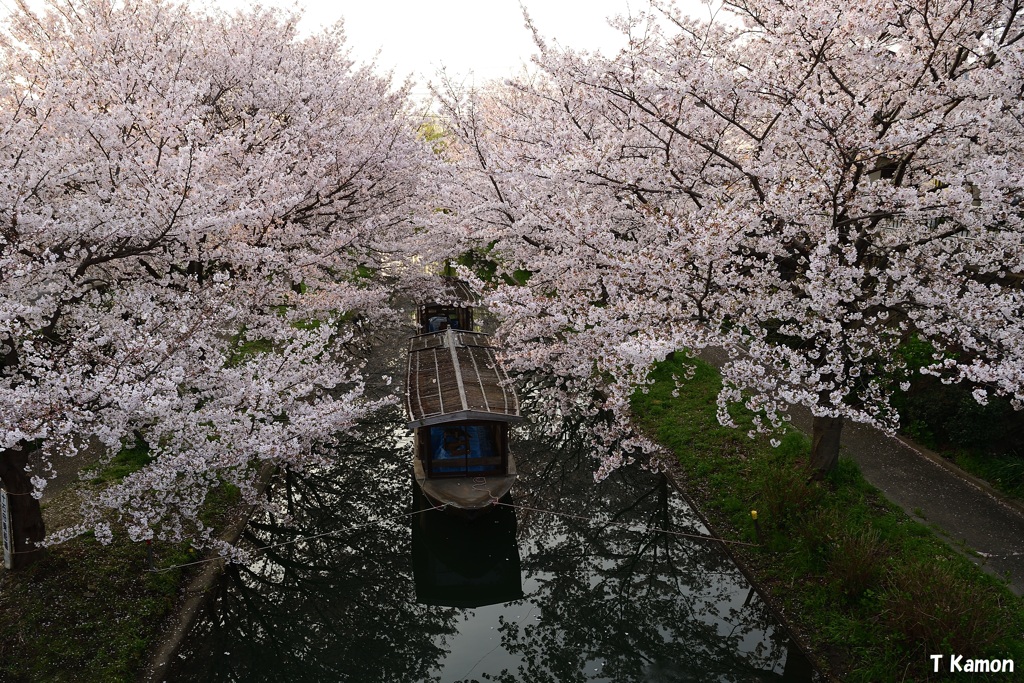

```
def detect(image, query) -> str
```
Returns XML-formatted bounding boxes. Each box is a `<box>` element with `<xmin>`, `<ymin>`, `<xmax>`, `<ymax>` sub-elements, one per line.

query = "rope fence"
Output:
<box><xmin>1</xmin><ymin>486</ymin><xmax>758</xmax><ymax>568</ymax></box>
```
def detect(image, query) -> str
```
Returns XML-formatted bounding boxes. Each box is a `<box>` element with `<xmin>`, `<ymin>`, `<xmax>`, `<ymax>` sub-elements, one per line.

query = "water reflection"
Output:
<box><xmin>170</xmin><ymin>410</ymin><xmax>457</xmax><ymax>683</ymax></box>
<box><xmin>170</xmin><ymin>402</ymin><xmax>815</xmax><ymax>682</ymax></box>
<box><xmin>483</xmin><ymin>419</ymin><xmax>801</xmax><ymax>683</ymax></box>
<box><xmin>413</xmin><ymin>492</ymin><xmax>523</xmax><ymax>609</ymax></box>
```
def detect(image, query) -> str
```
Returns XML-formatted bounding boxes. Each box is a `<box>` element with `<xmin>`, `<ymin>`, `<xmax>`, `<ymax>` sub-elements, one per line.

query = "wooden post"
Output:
<box><xmin>1</xmin><ymin>488</ymin><xmax>11</xmax><ymax>570</ymax></box>
<box><xmin>0</xmin><ymin>447</ymin><xmax>45</xmax><ymax>569</ymax></box>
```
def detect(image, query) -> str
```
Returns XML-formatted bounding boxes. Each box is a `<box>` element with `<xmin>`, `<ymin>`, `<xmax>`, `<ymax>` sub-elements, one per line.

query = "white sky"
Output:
<box><xmin>209</xmin><ymin>0</ymin><xmax>710</xmax><ymax>89</ymax></box>
<box><xmin>5</xmin><ymin>0</ymin><xmax>716</xmax><ymax>91</ymax></box>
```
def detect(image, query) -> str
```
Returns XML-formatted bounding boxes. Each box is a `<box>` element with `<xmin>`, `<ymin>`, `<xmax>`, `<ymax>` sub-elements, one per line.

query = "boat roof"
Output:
<box><xmin>405</xmin><ymin>328</ymin><xmax>522</xmax><ymax>429</ymax></box>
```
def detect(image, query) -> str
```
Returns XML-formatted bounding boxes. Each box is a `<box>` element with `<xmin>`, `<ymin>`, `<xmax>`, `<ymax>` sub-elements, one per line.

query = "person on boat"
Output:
<box><xmin>428</xmin><ymin>315</ymin><xmax>448</xmax><ymax>332</ymax></box>
<box><xmin>435</xmin><ymin>427</ymin><xmax>469</xmax><ymax>460</ymax></box>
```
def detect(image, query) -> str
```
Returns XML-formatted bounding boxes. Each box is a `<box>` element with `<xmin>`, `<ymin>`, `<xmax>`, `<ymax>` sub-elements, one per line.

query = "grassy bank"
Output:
<box><xmin>0</xmin><ymin>526</ymin><xmax>191</xmax><ymax>682</ymax></box>
<box><xmin>632</xmin><ymin>355</ymin><xmax>1024</xmax><ymax>682</ymax></box>
<box><xmin>892</xmin><ymin>337</ymin><xmax>1024</xmax><ymax>503</ymax></box>
<box><xmin>0</xmin><ymin>453</ymin><xmax>239</xmax><ymax>683</ymax></box>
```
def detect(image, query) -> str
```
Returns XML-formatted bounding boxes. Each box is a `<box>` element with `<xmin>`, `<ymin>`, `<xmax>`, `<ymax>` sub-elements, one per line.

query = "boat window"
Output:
<box><xmin>419</xmin><ymin>305</ymin><xmax>472</xmax><ymax>334</ymax></box>
<box><xmin>427</xmin><ymin>424</ymin><xmax>502</xmax><ymax>475</ymax></box>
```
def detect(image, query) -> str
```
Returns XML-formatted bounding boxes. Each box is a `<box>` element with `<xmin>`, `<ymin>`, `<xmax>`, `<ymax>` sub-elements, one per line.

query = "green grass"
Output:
<box><xmin>1</xmin><ymin>447</ymin><xmax>242</xmax><ymax>683</ymax></box>
<box><xmin>228</xmin><ymin>336</ymin><xmax>274</xmax><ymax>367</ymax></box>
<box><xmin>88</xmin><ymin>442</ymin><xmax>154</xmax><ymax>484</ymax></box>
<box><xmin>0</xmin><ymin>531</ymin><xmax>190</xmax><ymax>682</ymax></box>
<box><xmin>632</xmin><ymin>355</ymin><xmax>1024</xmax><ymax>682</ymax></box>
<box><xmin>951</xmin><ymin>450</ymin><xmax>1024</xmax><ymax>500</ymax></box>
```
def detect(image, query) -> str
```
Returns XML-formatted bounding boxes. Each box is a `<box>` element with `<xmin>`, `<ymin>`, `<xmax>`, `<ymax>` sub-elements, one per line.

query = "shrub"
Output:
<box><xmin>881</xmin><ymin>560</ymin><xmax>1009</xmax><ymax>656</ymax></box>
<box><xmin>755</xmin><ymin>464</ymin><xmax>824</xmax><ymax>531</ymax></box>
<box><xmin>796</xmin><ymin>506</ymin><xmax>840</xmax><ymax>560</ymax></box>
<box><xmin>827</xmin><ymin>526</ymin><xmax>886</xmax><ymax>602</ymax></box>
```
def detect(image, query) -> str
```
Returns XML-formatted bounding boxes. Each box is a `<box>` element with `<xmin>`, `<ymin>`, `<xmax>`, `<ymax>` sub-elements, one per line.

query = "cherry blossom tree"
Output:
<box><xmin>0</xmin><ymin>0</ymin><xmax>434</xmax><ymax>566</ymax></box>
<box><xmin>437</xmin><ymin>0</ymin><xmax>1024</xmax><ymax>478</ymax></box>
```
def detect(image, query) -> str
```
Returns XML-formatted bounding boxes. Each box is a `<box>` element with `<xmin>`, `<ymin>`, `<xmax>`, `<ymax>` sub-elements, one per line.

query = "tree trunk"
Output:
<box><xmin>808</xmin><ymin>415</ymin><xmax>844</xmax><ymax>480</ymax></box>
<box><xmin>0</xmin><ymin>446</ymin><xmax>46</xmax><ymax>569</ymax></box>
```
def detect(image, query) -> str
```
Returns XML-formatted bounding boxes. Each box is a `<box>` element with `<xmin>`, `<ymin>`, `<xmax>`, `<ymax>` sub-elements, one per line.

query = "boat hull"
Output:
<box><xmin>413</xmin><ymin>453</ymin><xmax>516</xmax><ymax>515</ymax></box>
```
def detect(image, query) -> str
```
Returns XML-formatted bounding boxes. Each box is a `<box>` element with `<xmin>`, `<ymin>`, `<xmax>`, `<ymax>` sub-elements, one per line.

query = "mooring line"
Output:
<box><xmin>490</xmin><ymin>500</ymin><xmax>759</xmax><ymax>547</ymax></box>
<box><xmin>143</xmin><ymin>491</ymin><xmax>756</xmax><ymax>574</ymax></box>
<box><xmin>147</xmin><ymin>501</ymin><xmax>450</xmax><ymax>574</ymax></box>
<box><xmin>470</xmin><ymin>476</ymin><xmax>502</xmax><ymax>505</ymax></box>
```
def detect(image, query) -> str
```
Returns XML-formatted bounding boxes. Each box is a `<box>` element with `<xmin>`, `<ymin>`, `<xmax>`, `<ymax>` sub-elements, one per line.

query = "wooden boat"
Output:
<box><xmin>405</xmin><ymin>324</ymin><xmax>523</xmax><ymax>513</ymax></box>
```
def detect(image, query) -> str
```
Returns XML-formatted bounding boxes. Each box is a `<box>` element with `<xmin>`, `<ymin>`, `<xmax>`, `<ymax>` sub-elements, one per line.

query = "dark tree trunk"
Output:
<box><xmin>0</xmin><ymin>446</ymin><xmax>46</xmax><ymax>569</ymax></box>
<box><xmin>808</xmin><ymin>415</ymin><xmax>844</xmax><ymax>480</ymax></box>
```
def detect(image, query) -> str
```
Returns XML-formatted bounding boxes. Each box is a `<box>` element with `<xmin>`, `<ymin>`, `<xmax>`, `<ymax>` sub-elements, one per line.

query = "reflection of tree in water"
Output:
<box><xmin>171</xmin><ymin>407</ymin><xmax>461</xmax><ymax>683</ymax></box>
<box><xmin>473</xmin><ymin>400</ymin><xmax>795</xmax><ymax>683</ymax></box>
<box><xmin>170</xmin><ymin>353</ymin><xmax>810</xmax><ymax>683</ymax></box>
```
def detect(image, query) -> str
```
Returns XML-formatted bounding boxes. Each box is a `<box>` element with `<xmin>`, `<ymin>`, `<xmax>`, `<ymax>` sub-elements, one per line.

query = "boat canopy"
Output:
<box><xmin>405</xmin><ymin>328</ymin><xmax>523</xmax><ymax>430</ymax></box>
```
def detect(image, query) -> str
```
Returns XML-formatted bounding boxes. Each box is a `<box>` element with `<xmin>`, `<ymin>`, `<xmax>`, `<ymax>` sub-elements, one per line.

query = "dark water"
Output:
<box><xmin>169</xmin><ymin>396</ymin><xmax>816</xmax><ymax>683</ymax></box>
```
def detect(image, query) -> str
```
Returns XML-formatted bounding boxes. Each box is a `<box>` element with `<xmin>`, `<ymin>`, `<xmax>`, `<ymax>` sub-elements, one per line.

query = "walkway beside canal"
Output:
<box><xmin>700</xmin><ymin>348</ymin><xmax>1024</xmax><ymax>596</ymax></box>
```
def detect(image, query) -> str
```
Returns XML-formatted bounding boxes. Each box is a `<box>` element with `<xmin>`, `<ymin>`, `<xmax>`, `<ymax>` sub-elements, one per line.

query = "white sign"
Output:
<box><xmin>1</xmin><ymin>488</ymin><xmax>11</xmax><ymax>570</ymax></box>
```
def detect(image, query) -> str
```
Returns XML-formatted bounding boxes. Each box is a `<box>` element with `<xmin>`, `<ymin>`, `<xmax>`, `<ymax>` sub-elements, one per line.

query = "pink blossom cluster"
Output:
<box><xmin>437</xmin><ymin>0</ymin><xmax>1024</xmax><ymax>476</ymax></box>
<box><xmin>0</xmin><ymin>0</ymin><xmax>437</xmax><ymax>548</ymax></box>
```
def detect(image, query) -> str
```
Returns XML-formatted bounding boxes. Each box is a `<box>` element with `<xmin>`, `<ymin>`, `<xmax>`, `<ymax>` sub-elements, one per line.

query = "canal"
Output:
<box><xmin>168</xmin><ymin>321</ymin><xmax>815</xmax><ymax>682</ymax></box>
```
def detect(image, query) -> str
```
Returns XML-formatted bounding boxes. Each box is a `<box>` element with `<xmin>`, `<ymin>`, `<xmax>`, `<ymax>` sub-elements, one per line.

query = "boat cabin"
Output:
<box><xmin>417</xmin><ymin>303</ymin><xmax>473</xmax><ymax>334</ymax></box>
<box><xmin>416</xmin><ymin>277</ymin><xmax>476</xmax><ymax>334</ymax></box>
<box><xmin>417</xmin><ymin>421</ymin><xmax>508</xmax><ymax>477</ymax></box>
<box><xmin>405</xmin><ymin>328</ymin><xmax>522</xmax><ymax>511</ymax></box>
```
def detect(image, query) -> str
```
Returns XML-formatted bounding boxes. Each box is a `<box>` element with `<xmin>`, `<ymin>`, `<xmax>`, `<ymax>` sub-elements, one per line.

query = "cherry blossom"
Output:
<box><xmin>437</xmin><ymin>0</ymin><xmax>1023</xmax><ymax>477</ymax></box>
<box><xmin>0</xmin><ymin>0</ymin><xmax>435</xmax><ymax>563</ymax></box>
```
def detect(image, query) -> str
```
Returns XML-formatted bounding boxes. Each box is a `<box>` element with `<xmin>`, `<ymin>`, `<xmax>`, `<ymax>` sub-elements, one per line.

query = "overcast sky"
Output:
<box><xmin>3</xmin><ymin>0</ymin><xmax>714</xmax><ymax>90</ymax></box>
<box><xmin>208</xmin><ymin>0</ymin><xmax>710</xmax><ymax>89</ymax></box>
